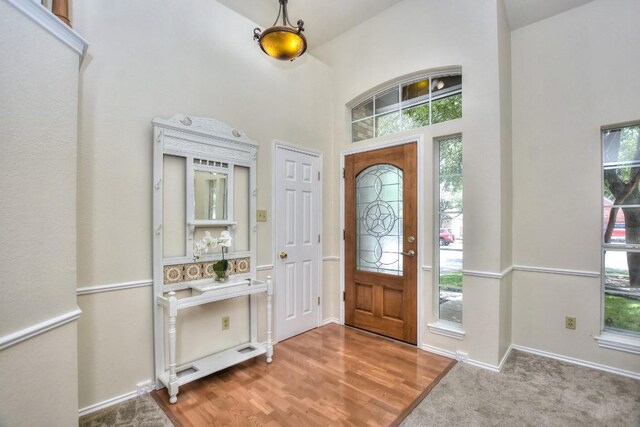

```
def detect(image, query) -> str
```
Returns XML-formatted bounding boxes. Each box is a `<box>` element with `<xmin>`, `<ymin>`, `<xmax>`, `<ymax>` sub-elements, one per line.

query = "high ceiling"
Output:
<box><xmin>217</xmin><ymin>0</ymin><xmax>595</xmax><ymax>54</ymax></box>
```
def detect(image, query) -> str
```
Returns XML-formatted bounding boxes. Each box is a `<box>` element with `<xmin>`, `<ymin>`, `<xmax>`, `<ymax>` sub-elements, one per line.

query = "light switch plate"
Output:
<box><xmin>256</xmin><ymin>209</ymin><xmax>267</xmax><ymax>222</ymax></box>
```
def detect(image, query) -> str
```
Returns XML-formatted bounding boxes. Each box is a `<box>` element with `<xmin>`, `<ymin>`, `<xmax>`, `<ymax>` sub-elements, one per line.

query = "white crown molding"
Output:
<box><xmin>511</xmin><ymin>344</ymin><xmax>640</xmax><ymax>380</ymax></box>
<box><xmin>77</xmin><ymin>279</ymin><xmax>153</xmax><ymax>296</ymax></box>
<box><xmin>5</xmin><ymin>0</ymin><xmax>88</xmax><ymax>61</ymax></box>
<box><xmin>513</xmin><ymin>265</ymin><xmax>600</xmax><ymax>278</ymax></box>
<box><xmin>0</xmin><ymin>308</ymin><xmax>82</xmax><ymax>351</ymax></box>
<box><xmin>256</xmin><ymin>264</ymin><xmax>274</xmax><ymax>271</ymax></box>
<box><xmin>322</xmin><ymin>256</ymin><xmax>340</xmax><ymax>262</ymax></box>
<box><xmin>594</xmin><ymin>332</ymin><xmax>640</xmax><ymax>355</ymax></box>
<box><xmin>322</xmin><ymin>317</ymin><xmax>340</xmax><ymax>326</ymax></box>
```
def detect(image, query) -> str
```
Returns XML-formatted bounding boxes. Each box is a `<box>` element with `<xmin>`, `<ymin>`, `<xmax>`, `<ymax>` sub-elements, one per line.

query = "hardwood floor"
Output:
<box><xmin>152</xmin><ymin>324</ymin><xmax>455</xmax><ymax>426</ymax></box>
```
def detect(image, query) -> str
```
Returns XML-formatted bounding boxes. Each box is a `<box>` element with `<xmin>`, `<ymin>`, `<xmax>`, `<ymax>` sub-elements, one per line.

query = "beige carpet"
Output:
<box><xmin>401</xmin><ymin>350</ymin><xmax>640</xmax><ymax>427</ymax></box>
<box><xmin>79</xmin><ymin>394</ymin><xmax>172</xmax><ymax>427</ymax></box>
<box><xmin>80</xmin><ymin>350</ymin><xmax>640</xmax><ymax>426</ymax></box>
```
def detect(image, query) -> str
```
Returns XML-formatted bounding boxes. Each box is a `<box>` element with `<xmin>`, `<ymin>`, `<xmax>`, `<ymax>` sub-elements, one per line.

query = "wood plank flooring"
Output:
<box><xmin>152</xmin><ymin>324</ymin><xmax>455</xmax><ymax>426</ymax></box>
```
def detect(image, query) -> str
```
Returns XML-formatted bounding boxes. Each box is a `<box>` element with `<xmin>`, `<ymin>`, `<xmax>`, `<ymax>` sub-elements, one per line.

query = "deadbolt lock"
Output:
<box><xmin>408</xmin><ymin>236</ymin><xmax>415</xmax><ymax>243</ymax></box>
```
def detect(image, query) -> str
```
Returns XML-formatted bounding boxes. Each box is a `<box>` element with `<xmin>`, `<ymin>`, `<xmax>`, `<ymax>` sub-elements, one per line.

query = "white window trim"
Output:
<box><xmin>348</xmin><ymin>67</ymin><xmax>462</xmax><ymax>143</ymax></box>
<box><xmin>427</xmin><ymin>320</ymin><xmax>465</xmax><ymax>340</ymax></box>
<box><xmin>434</xmin><ymin>134</ymin><xmax>464</xmax><ymax>328</ymax></box>
<box><xmin>594</xmin><ymin>332</ymin><xmax>640</xmax><ymax>355</ymax></box>
<box><xmin>600</xmin><ymin>121</ymin><xmax>640</xmax><ymax>341</ymax></box>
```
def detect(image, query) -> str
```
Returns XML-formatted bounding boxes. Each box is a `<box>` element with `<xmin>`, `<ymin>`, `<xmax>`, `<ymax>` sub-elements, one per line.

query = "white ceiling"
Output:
<box><xmin>216</xmin><ymin>0</ymin><xmax>404</xmax><ymax>51</ymax></box>
<box><xmin>217</xmin><ymin>0</ymin><xmax>596</xmax><ymax>53</ymax></box>
<box><xmin>503</xmin><ymin>0</ymin><xmax>594</xmax><ymax>30</ymax></box>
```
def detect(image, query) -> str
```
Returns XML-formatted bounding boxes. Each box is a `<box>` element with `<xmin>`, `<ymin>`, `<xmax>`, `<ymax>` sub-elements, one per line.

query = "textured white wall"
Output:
<box><xmin>314</xmin><ymin>0</ymin><xmax>511</xmax><ymax>366</ymax></box>
<box><xmin>512</xmin><ymin>0</ymin><xmax>640</xmax><ymax>373</ymax></box>
<box><xmin>73</xmin><ymin>0</ymin><xmax>333</xmax><ymax>408</ymax></box>
<box><xmin>0</xmin><ymin>1</ymin><xmax>81</xmax><ymax>424</ymax></box>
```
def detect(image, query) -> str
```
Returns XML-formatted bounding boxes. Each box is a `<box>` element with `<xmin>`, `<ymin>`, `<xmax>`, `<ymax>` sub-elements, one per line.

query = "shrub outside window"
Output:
<box><xmin>350</xmin><ymin>74</ymin><xmax>462</xmax><ymax>143</ymax></box>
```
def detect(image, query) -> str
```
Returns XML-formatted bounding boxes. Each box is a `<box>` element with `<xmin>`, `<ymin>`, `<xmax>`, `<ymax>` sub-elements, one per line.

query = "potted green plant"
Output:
<box><xmin>194</xmin><ymin>230</ymin><xmax>233</xmax><ymax>281</ymax></box>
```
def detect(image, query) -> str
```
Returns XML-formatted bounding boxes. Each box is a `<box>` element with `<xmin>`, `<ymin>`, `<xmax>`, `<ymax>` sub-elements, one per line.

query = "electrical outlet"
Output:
<box><xmin>222</xmin><ymin>316</ymin><xmax>230</xmax><ymax>330</ymax></box>
<box><xmin>256</xmin><ymin>210</ymin><xmax>267</xmax><ymax>222</ymax></box>
<box><xmin>565</xmin><ymin>316</ymin><xmax>576</xmax><ymax>330</ymax></box>
<box><xmin>136</xmin><ymin>380</ymin><xmax>153</xmax><ymax>396</ymax></box>
<box><xmin>455</xmin><ymin>351</ymin><xmax>468</xmax><ymax>362</ymax></box>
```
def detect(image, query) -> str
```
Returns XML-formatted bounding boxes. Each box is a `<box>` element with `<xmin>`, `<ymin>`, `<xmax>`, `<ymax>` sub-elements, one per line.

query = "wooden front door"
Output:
<box><xmin>345</xmin><ymin>143</ymin><xmax>417</xmax><ymax>344</ymax></box>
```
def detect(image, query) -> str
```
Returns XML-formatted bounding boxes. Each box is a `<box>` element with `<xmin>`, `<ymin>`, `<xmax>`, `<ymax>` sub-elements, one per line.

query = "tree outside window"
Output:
<box><xmin>602</xmin><ymin>124</ymin><xmax>640</xmax><ymax>334</ymax></box>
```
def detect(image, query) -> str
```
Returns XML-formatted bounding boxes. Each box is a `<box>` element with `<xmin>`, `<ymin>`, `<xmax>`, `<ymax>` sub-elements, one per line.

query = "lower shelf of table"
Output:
<box><xmin>158</xmin><ymin>341</ymin><xmax>267</xmax><ymax>388</ymax></box>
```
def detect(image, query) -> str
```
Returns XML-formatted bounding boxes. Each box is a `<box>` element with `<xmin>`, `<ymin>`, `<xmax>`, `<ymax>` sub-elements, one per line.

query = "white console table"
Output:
<box><xmin>152</xmin><ymin>115</ymin><xmax>267</xmax><ymax>405</ymax></box>
<box><xmin>156</xmin><ymin>277</ymin><xmax>273</xmax><ymax>404</ymax></box>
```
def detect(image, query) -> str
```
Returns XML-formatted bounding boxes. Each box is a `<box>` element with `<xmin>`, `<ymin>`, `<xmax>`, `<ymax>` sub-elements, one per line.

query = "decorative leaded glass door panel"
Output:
<box><xmin>345</xmin><ymin>143</ymin><xmax>417</xmax><ymax>344</ymax></box>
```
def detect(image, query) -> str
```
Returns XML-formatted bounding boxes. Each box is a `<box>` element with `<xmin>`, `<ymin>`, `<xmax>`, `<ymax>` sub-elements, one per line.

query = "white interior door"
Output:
<box><xmin>274</xmin><ymin>144</ymin><xmax>321</xmax><ymax>342</ymax></box>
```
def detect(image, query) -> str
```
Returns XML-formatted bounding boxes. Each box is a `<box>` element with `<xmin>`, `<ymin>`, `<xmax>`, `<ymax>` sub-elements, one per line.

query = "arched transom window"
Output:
<box><xmin>350</xmin><ymin>72</ymin><xmax>462</xmax><ymax>143</ymax></box>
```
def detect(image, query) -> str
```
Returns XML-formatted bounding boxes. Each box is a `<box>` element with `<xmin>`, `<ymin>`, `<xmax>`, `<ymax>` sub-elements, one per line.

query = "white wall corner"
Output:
<box><xmin>322</xmin><ymin>317</ymin><xmax>340</xmax><ymax>326</ymax></box>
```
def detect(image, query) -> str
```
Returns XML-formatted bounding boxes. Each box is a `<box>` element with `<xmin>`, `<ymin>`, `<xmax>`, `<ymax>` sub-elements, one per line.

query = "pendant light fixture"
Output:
<box><xmin>253</xmin><ymin>0</ymin><xmax>307</xmax><ymax>61</ymax></box>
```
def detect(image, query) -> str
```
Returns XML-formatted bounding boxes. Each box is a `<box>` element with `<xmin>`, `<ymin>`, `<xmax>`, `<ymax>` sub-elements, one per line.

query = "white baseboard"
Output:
<box><xmin>79</xmin><ymin>389</ymin><xmax>137</xmax><ymax>417</ymax></box>
<box><xmin>322</xmin><ymin>317</ymin><xmax>340</xmax><ymax>326</ymax></box>
<box><xmin>421</xmin><ymin>344</ymin><xmax>510</xmax><ymax>373</ymax></box>
<box><xmin>421</xmin><ymin>344</ymin><xmax>457</xmax><ymax>360</ymax></box>
<box><xmin>511</xmin><ymin>344</ymin><xmax>640</xmax><ymax>380</ymax></box>
<box><xmin>497</xmin><ymin>345</ymin><xmax>513</xmax><ymax>371</ymax></box>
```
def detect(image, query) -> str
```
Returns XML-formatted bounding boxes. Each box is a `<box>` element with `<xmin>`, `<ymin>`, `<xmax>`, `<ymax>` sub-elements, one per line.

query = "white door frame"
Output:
<box><xmin>340</xmin><ymin>134</ymin><xmax>425</xmax><ymax>348</ymax></box>
<box><xmin>272</xmin><ymin>140</ymin><xmax>323</xmax><ymax>342</ymax></box>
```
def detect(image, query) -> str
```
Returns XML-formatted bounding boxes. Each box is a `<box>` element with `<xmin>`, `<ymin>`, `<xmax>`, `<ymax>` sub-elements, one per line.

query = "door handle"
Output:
<box><xmin>279</xmin><ymin>251</ymin><xmax>288</xmax><ymax>259</ymax></box>
<box><xmin>401</xmin><ymin>250</ymin><xmax>415</xmax><ymax>257</ymax></box>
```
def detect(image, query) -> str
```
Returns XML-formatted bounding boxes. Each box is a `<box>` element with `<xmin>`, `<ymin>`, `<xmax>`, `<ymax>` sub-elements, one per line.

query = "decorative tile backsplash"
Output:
<box><xmin>163</xmin><ymin>257</ymin><xmax>250</xmax><ymax>285</ymax></box>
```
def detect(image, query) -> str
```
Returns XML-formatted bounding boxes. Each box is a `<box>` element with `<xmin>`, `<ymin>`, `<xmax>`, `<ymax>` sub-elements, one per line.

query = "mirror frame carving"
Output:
<box><xmin>152</xmin><ymin>114</ymin><xmax>258</xmax><ymax>268</ymax></box>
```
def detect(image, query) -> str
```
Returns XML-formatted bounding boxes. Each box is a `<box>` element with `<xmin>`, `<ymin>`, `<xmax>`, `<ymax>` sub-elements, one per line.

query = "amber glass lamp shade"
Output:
<box><xmin>253</xmin><ymin>0</ymin><xmax>307</xmax><ymax>61</ymax></box>
<box><xmin>258</xmin><ymin>26</ymin><xmax>307</xmax><ymax>61</ymax></box>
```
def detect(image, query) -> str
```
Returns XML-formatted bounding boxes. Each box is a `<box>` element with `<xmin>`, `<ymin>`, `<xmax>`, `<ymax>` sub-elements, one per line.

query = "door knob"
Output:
<box><xmin>401</xmin><ymin>250</ymin><xmax>415</xmax><ymax>257</ymax></box>
<box><xmin>279</xmin><ymin>251</ymin><xmax>288</xmax><ymax>259</ymax></box>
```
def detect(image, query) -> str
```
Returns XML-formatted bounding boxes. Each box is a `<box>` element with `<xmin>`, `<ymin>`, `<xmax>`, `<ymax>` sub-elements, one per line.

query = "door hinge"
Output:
<box><xmin>318</xmin><ymin>234</ymin><xmax>321</xmax><ymax>243</ymax></box>
<box><xmin>343</xmin><ymin>229</ymin><xmax>345</xmax><ymax>240</ymax></box>
<box><xmin>343</xmin><ymin>291</ymin><xmax>345</xmax><ymax>301</ymax></box>
<box><xmin>342</xmin><ymin>167</ymin><xmax>345</xmax><ymax>179</ymax></box>
<box><xmin>318</xmin><ymin>171</ymin><xmax>321</xmax><ymax>181</ymax></box>
<box><xmin>317</xmin><ymin>296</ymin><xmax>321</xmax><ymax>305</ymax></box>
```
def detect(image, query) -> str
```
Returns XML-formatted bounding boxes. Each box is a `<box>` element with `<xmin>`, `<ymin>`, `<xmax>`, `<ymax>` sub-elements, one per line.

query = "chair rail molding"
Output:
<box><xmin>0</xmin><ymin>307</ymin><xmax>82</xmax><ymax>351</ymax></box>
<box><xmin>512</xmin><ymin>265</ymin><xmax>600</xmax><ymax>278</ymax></box>
<box><xmin>77</xmin><ymin>279</ymin><xmax>153</xmax><ymax>295</ymax></box>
